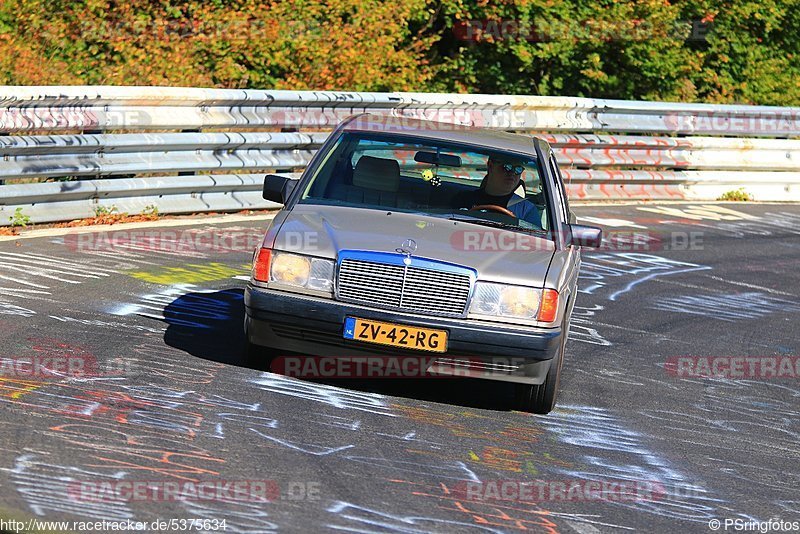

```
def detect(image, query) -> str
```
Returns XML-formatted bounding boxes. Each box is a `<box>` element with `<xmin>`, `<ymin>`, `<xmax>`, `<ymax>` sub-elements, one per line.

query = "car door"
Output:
<box><xmin>548</xmin><ymin>150</ymin><xmax>582</xmax><ymax>310</ymax></box>
<box><xmin>533</xmin><ymin>137</ymin><xmax>581</xmax><ymax>322</ymax></box>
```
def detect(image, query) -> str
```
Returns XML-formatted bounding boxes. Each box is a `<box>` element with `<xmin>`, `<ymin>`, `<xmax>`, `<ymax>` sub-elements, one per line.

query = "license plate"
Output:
<box><xmin>343</xmin><ymin>317</ymin><xmax>448</xmax><ymax>353</ymax></box>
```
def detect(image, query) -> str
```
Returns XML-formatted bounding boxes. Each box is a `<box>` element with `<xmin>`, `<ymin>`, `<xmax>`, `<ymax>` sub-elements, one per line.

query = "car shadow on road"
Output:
<box><xmin>310</xmin><ymin>376</ymin><xmax>518</xmax><ymax>411</ymax></box>
<box><xmin>162</xmin><ymin>288</ymin><xmax>247</xmax><ymax>366</ymax></box>
<box><xmin>163</xmin><ymin>288</ymin><xmax>516</xmax><ymax>412</ymax></box>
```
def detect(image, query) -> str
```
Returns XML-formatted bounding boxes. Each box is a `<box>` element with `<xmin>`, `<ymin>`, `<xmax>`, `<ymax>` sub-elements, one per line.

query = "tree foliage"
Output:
<box><xmin>0</xmin><ymin>0</ymin><xmax>797</xmax><ymax>105</ymax></box>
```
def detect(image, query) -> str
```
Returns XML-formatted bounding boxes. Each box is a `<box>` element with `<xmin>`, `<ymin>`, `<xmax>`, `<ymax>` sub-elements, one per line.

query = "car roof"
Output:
<box><xmin>340</xmin><ymin>114</ymin><xmax>542</xmax><ymax>157</ymax></box>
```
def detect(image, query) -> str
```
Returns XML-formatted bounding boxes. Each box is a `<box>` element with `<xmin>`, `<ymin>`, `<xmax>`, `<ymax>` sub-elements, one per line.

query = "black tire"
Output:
<box><xmin>514</xmin><ymin>316</ymin><xmax>570</xmax><ymax>414</ymax></box>
<box><xmin>243</xmin><ymin>317</ymin><xmax>277</xmax><ymax>371</ymax></box>
<box><xmin>243</xmin><ymin>339</ymin><xmax>280</xmax><ymax>371</ymax></box>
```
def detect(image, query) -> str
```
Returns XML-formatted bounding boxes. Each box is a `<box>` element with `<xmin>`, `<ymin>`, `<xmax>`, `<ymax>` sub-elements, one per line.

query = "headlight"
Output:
<box><xmin>269</xmin><ymin>251</ymin><xmax>334</xmax><ymax>292</ymax></box>
<box><xmin>469</xmin><ymin>282</ymin><xmax>542</xmax><ymax>319</ymax></box>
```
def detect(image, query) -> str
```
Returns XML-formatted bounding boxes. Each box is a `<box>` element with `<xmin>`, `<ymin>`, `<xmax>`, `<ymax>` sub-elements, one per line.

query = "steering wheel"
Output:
<box><xmin>469</xmin><ymin>204</ymin><xmax>516</xmax><ymax>218</ymax></box>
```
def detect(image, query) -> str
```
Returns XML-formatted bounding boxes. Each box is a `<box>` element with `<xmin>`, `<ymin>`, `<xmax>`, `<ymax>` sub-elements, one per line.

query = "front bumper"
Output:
<box><xmin>244</xmin><ymin>285</ymin><xmax>563</xmax><ymax>384</ymax></box>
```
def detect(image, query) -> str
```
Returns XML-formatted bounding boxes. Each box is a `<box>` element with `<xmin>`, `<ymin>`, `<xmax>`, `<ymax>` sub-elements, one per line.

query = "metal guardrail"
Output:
<box><xmin>1</xmin><ymin>86</ymin><xmax>799</xmax><ymax>225</ymax></box>
<box><xmin>0</xmin><ymin>174</ymin><xmax>292</xmax><ymax>224</ymax></box>
<box><xmin>0</xmin><ymin>132</ymin><xmax>322</xmax><ymax>180</ymax></box>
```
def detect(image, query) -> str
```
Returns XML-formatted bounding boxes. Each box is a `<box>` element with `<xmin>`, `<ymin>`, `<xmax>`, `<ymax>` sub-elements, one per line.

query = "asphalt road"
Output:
<box><xmin>0</xmin><ymin>202</ymin><xmax>798</xmax><ymax>534</ymax></box>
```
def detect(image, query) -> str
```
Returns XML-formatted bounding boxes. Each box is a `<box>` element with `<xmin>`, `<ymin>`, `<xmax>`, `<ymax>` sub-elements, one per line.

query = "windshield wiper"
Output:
<box><xmin>446</xmin><ymin>215</ymin><xmax>545</xmax><ymax>234</ymax></box>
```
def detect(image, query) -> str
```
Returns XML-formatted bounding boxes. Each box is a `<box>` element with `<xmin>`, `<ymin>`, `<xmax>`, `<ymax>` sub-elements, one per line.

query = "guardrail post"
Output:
<box><xmin>179</xmin><ymin>129</ymin><xmax>202</xmax><ymax>176</ymax></box>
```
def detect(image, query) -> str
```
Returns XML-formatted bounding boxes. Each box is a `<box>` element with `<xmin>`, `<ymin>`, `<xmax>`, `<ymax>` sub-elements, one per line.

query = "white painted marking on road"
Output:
<box><xmin>566</xmin><ymin>520</ymin><xmax>604</xmax><ymax>533</ymax></box>
<box><xmin>705</xmin><ymin>275</ymin><xmax>797</xmax><ymax>297</ymax></box>
<box><xmin>0</xmin><ymin>263</ymin><xmax>81</xmax><ymax>284</ymax></box>
<box><xmin>0</xmin><ymin>250</ymin><xmax>117</xmax><ymax>304</ymax></box>
<box><xmin>0</xmin><ymin>288</ymin><xmax>51</xmax><ymax>300</ymax></box>
<box><xmin>579</xmin><ymin>216</ymin><xmax>647</xmax><ymax>229</ymax></box>
<box><xmin>0</xmin><ymin>274</ymin><xmax>49</xmax><ymax>288</ymax></box>
<box><xmin>637</xmin><ymin>205</ymin><xmax>760</xmax><ymax>221</ymax></box>
<box><xmin>0</xmin><ymin>302</ymin><xmax>36</xmax><ymax>317</ymax></box>
<box><xmin>1</xmin><ymin>453</ymin><xmax>132</xmax><ymax>519</ymax></box>
<box><xmin>652</xmin><ymin>292</ymin><xmax>800</xmax><ymax>321</ymax></box>
<box><xmin>250</xmin><ymin>429</ymin><xmax>356</xmax><ymax>456</ymax></box>
<box><xmin>0</xmin><ymin>251</ymin><xmax>117</xmax><ymax>274</ymax></box>
<box><xmin>251</xmin><ymin>372</ymin><xmax>396</xmax><ymax>417</ymax></box>
<box><xmin>546</xmin><ymin>514</ymin><xmax>635</xmax><ymax>531</ymax></box>
<box><xmin>609</xmin><ymin>265</ymin><xmax>712</xmax><ymax>301</ymax></box>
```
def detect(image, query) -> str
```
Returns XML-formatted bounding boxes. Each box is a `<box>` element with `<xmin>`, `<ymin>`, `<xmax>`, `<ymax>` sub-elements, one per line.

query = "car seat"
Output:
<box><xmin>328</xmin><ymin>156</ymin><xmax>412</xmax><ymax>208</ymax></box>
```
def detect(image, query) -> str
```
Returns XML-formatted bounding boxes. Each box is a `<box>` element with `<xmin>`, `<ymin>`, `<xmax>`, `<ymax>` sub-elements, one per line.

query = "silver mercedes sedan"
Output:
<box><xmin>244</xmin><ymin>115</ymin><xmax>601</xmax><ymax>414</ymax></box>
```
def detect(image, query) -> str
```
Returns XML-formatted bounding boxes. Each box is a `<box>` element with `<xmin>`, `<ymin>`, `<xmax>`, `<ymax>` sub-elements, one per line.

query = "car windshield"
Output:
<box><xmin>298</xmin><ymin>132</ymin><xmax>549</xmax><ymax>232</ymax></box>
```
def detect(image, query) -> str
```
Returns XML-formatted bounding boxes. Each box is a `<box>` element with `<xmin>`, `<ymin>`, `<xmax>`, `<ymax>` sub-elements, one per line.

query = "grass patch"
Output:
<box><xmin>717</xmin><ymin>188</ymin><xmax>754</xmax><ymax>201</ymax></box>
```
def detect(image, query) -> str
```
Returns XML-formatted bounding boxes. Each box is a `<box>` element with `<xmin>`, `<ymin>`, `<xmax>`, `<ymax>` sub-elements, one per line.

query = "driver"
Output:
<box><xmin>451</xmin><ymin>155</ymin><xmax>541</xmax><ymax>226</ymax></box>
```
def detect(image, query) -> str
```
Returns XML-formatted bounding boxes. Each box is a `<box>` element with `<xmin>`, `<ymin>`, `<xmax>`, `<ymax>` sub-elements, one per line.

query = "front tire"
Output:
<box><xmin>243</xmin><ymin>316</ymin><xmax>276</xmax><ymax>371</ymax></box>
<box><xmin>514</xmin><ymin>317</ymin><xmax>569</xmax><ymax>414</ymax></box>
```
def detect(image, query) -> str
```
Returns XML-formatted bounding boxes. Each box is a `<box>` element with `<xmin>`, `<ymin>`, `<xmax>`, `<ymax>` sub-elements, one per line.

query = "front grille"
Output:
<box><xmin>337</xmin><ymin>255</ymin><xmax>473</xmax><ymax>317</ymax></box>
<box><xmin>338</xmin><ymin>260</ymin><xmax>404</xmax><ymax>308</ymax></box>
<box><xmin>271</xmin><ymin>324</ymin><xmax>345</xmax><ymax>346</ymax></box>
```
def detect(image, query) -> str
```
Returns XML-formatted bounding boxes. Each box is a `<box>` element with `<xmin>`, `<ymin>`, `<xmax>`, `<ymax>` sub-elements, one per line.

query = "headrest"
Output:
<box><xmin>352</xmin><ymin>156</ymin><xmax>400</xmax><ymax>192</ymax></box>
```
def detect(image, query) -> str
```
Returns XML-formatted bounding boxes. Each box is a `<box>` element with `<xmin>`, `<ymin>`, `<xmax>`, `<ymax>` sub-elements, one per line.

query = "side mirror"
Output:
<box><xmin>566</xmin><ymin>224</ymin><xmax>602</xmax><ymax>248</ymax></box>
<box><xmin>263</xmin><ymin>174</ymin><xmax>297</xmax><ymax>204</ymax></box>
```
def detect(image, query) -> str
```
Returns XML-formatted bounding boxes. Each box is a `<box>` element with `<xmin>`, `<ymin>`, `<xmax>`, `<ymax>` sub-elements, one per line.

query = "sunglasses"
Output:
<box><xmin>500</xmin><ymin>163</ymin><xmax>525</xmax><ymax>175</ymax></box>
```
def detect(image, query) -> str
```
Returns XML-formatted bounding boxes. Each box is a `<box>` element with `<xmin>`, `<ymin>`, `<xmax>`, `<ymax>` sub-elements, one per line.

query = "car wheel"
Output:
<box><xmin>514</xmin><ymin>315</ymin><xmax>569</xmax><ymax>415</ymax></box>
<box><xmin>243</xmin><ymin>318</ymin><xmax>276</xmax><ymax>371</ymax></box>
<box><xmin>244</xmin><ymin>338</ymin><xmax>280</xmax><ymax>371</ymax></box>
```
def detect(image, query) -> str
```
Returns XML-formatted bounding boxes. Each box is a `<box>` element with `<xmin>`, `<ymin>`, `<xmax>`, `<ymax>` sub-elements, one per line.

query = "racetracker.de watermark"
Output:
<box><xmin>450</xmin><ymin>229</ymin><xmax>703</xmax><ymax>252</ymax></box>
<box><xmin>68</xmin><ymin>480</ymin><xmax>321</xmax><ymax>503</ymax></box>
<box><xmin>453</xmin><ymin>18</ymin><xmax>711</xmax><ymax>42</ymax></box>
<box><xmin>0</xmin><ymin>355</ymin><xmax>102</xmax><ymax>379</ymax></box>
<box><xmin>35</xmin><ymin>19</ymin><xmax>324</xmax><ymax>42</ymax></box>
<box><xmin>345</xmin><ymin>110</ymin><xmax>491</xmax><ymax>130</ymax></box>
<box><xmin>280</xmin><ymin>109</ymin><xmax>540</xmax><ymax>130</ymax></box>
<box><xmin>0</xmin><ymin>357</ymin><xmax>137</xmax><ymax>379</ymax></box>
<box><xmin>453</xmin><ymin>479</ymin><xmax>704</xmax><ymax>503</ymax></box>
<box><xmin>0</xmin><ymin>109</ymin><xmax>151</xmax><ymax>131</ymax></box>
<box><xmin>65</xmin><ymin>228</ymin><xmax>265</xmax><ymax>254</ymax></box>
<box><xmin>271</xmin><ymin>107</ymin><xmax>800</xmax><ymax>135</ymax></box>
<box><xmin>271</xmin><ymin>355</ymin><xmax>503</xmax><ymax>379</ymax></box>
<box><xmin>1</xmin><ymin>338</ymin><xmax>141</xmax><ymax>380</ymax></box>
<box><xmin>665</xmin><ymin>356</ymin><xmax>800</xmax><ymax>379</ymax></box>
<box><xmin>664</xmin><ymin>111</ymin><xmax>800</xmax><ymax>135</ymax></box>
